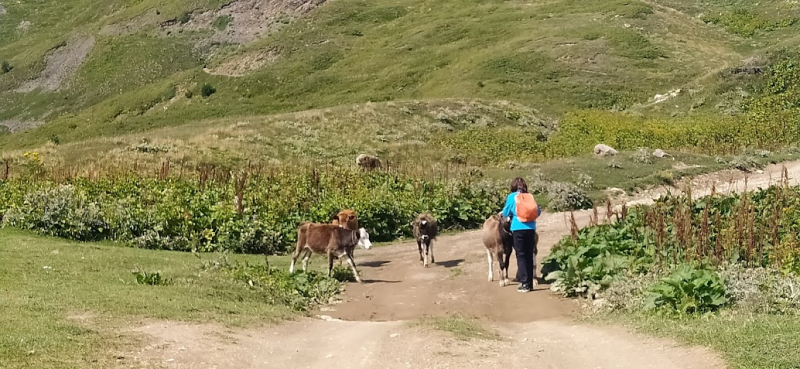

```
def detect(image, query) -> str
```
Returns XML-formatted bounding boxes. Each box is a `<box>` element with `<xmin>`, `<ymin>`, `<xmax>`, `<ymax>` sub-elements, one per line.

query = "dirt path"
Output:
<box><xmin>127</xmin><ymin>160</ymin><xmax>800</xmax><ymax>369</ymax></box>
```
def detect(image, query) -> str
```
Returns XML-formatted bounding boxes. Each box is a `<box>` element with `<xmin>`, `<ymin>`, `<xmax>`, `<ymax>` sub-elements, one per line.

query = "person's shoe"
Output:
<box><xmin>517</xmin><ymin>284</ymin><xmax>531</xmax><ymax>293</ymax></box>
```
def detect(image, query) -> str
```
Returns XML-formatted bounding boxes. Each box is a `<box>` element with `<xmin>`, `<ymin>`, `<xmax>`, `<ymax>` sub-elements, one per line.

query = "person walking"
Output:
<box><xmin>501</xmin><ymin>177</ymin><xmax>541</xmax><ymax>293</ymax></box>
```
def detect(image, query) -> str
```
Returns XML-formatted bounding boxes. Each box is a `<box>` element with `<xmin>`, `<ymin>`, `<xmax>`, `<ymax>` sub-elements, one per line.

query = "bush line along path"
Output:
<box><xmin>115</xmin><ymin>161</ymin><xmax>800</xmax><ymax>368</ymax></box>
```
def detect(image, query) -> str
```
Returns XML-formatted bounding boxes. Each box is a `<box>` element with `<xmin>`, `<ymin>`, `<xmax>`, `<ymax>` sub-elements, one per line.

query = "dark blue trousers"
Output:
<box><xmin>513</xmin><ymin>230</ymin><xmax>537</xmax><ymax>287</ymax></box>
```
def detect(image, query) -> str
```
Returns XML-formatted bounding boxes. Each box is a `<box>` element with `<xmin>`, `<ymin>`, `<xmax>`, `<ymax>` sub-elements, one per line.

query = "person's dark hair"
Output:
<box><xmin>510</xmin><ymin>177</ymin><xmax>528</xmax><ymax>193</ymax></box>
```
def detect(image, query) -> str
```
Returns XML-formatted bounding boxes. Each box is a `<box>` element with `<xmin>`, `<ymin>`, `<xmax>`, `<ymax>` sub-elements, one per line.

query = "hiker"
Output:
<box><xmin>501</xmin><ymin>177</ymin><xmax>541</xmax><ymax>293</ymax></box>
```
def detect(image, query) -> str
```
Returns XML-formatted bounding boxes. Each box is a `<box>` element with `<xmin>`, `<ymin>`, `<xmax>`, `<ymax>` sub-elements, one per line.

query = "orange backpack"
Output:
<box><xmin>515</xmin><ymin>193</ymin><xmax>539</xmax><ymax>222</ymax></box>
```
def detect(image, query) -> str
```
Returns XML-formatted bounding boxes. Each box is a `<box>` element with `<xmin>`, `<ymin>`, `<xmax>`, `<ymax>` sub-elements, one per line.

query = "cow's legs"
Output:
<box><xmin>429</xmin><ymin>240</ymin><xmax>434</xmax><ymax>264</ymax></box>
<box><xmin>502</xmin><ymin>247</ymin><xmax>512</xmax><ymax>287</ymax></box>
<box><xmin>289</xmin><ymin>246</ymin><xmax>303</xmax><ymax>273</ymax></box>
<box><xmin>344</xmin><ymin>254</ymin><xmax>363</xmax><ymax>283</ymax></box>
<box><xmin>327</xmin><ymin>253</ymin><xmax>335</xmax><ymax>278</ymax></box>
<box><xmin>301</xmin><ymin>249</ymin><xmax>312</xmax><ymax>272</ymax></box>
<box><xmin>417</xmin><ymin>241</ymin><xmax>424</xmax><ymax>263</ymax></box>
<box><xmin>532</xmin><ymin>252</ymin><xmax>539</xmax><ymax>286</ymax></box>
<box><xmin>497</xmin><ymin>250</ymin><xmax>508</xmax><ymax>286</ymax></box>
<box><xmin>486</xmin><ymin>249</ymin><xmax>494</xmax><ymax>282</ymax></box>
<box><xmin>423</xmin><ymin>241</ymin><xmax>430</xmax><ymax>268</ymax></box>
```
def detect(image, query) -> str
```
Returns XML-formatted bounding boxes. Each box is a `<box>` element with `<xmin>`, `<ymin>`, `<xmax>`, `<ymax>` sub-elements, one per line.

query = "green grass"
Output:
<box><xmin>601</xmin><ymin>313</ymin><xmax>800</xmax><ymax>369</ymax></box>
<box><xmin>488</xmin><ymin>148</ymin><xmax>800</xmax><ymax>202</ymax></box>
<box><xmin>5</xmin><ymin>0</ymin><xmax>788</xmax><ymax>149</ymax></box>
<box><xmin>0</xmin><ymin>228</ymin><xmax>319</xmax><ymax>369</ymax></box>
<box><xmin>411</xmin><ymin>315</ymin><xmax>500</xmax><ymax>341</ymax></box>
<box><xmin>8</xmin><ymin>97</ymin><xmax>798</xmax><ymax>172</ymax></box>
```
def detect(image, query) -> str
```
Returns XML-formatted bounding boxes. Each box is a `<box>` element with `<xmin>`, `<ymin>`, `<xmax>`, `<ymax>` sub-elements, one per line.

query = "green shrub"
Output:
<box><xmin>178</xmin><ymin>12</ymin><xmax>192</xmax><ymax>25</ymax></box>
<box><xmin>633</xmin><ymin>147</ymin><xmax>652</xmax><ymax>164</ymax></box>
<box><xmin>644</xmin><ymin>264</ymin><xmax>728</xmax><ymax>314</ymax></box>
<box><xmin>133</xmin><ymin>270</ymin><xmax>172</xmax><ymax>286</ymax></box>
<box><xmin>576</xmin><ymin>173</ymin><xmax>594</xmax><ymax>189</ymax></box>
<box><xmin>721</xmin><ymin>264</ymin><xmax>800</xmax><ymax>315</ymax></box>
<box><xmin>1</xmin><ymin>61</ymin><xmax>11</xmax><ymax>74</ymax></box>
<box><xmin>2</xmin><ymin>185</ymin><xmax>109</xmax><ymax>241</ymax></box>
<box><xmin>546</xmin><ymin>182</ymin><xmax>593</xmax><ymax>211</ymax></box>
<box><xmin>656</xmin><ymin>170</ymin><xmax>674</xmax><ymax>185</ymax></box>
<box><xmin>0</xmin><ymin>169</ymin><xmax>506</xmax><ymax>254</ymax></box>
<box><xmin>212</xmin><ymin>15</ymin><xmax>233</xmax><ymax>31</ymax></box>
<box><xmin>201</xmin><ymin>83</ymin><xmax>216</xmax><ymax>97</ymax></box>
<box><xmin>544</xmin><ymin>217</ymin><xmax>652</xmax><ymax>298</ymax></box>
<box><xmin>606</xmin><ymin>28</ymin><xmax>665</xmax><ymax>60</ymax></box>
<box><xmin>225</xmin><ymin>263</ymin><xmax>342</xmax><ymax>311</ymax></box>
<box><xmin>215</xmin><ymin>216</ymin><xmax>283</xmax><ymax>254</ymax></box>
<box><xmin>729</xmin><ymin>154</ymin><xmax>762</xmax><ymax>172</ymax></box>
<box><xmin>703</xmin><ymin>10</ymin><xmax>796</xmax><ymax>37</ymax></box>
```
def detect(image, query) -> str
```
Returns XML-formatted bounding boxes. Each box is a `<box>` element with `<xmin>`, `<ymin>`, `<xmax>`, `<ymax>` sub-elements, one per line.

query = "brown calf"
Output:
<box><xmin>412</xmin><ymin>213</ymin><xmax>438</xmax><ymax>267</ymax></box>
<box><xmin>330</xmin><ymin>209</ymin><xmax>358</xmax><ymax>230</ymax></box>
<box><xmin>482</xmin><ymin>214</ymin><xmax>514</xmax><ymax>286</ymax></box>
<box><xmin>289</xmin><ymin>223</ymin><xmax>373</xmax><ymax>283</ymax></box>
<box><xmin>331</xmin><ymin>209</ymin><xmax>359</xmax><ymax>266</ymax></box>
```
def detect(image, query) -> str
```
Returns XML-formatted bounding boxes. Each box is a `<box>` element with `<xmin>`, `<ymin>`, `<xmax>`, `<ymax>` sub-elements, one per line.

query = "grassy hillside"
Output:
<box><xmin>2</xmin><ymin>0</ymin><xmax>800</xmax><ymax>151</ymax></box>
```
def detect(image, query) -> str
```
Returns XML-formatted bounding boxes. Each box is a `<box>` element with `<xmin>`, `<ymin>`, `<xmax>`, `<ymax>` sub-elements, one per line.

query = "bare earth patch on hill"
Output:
<box><xmin>16</xmin><ymin>36</ymin><xmax>95</xmax><ymax>93</ymax></box>
<box><xmin>162</xmin><ymin>0</ymin><xmax>327</xmax><ymax>45</ymax></box>
<box><xmin>204</xmin><ymin>47</ymin><xmax>280</xmax><ymax>76</ymax></box>
<box><xmin>99</xmin><ymin>9</ymin><xmax>160</xmax><ymax>36</ymax></box>
<box><xmin>0</xmin><ymin>119</ymin><xmax>45</xmax><ymax>133</ymax></box>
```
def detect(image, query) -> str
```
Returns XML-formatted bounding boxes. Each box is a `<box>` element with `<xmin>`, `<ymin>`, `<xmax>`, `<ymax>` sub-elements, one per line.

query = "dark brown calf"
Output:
<box><xmin>412</xmin><ymin>213</ymin><xmax>438</xmax><ymax>267</ymax></box>
<box><xmin>482</xmin><ymin>214</ymin><xmax>513</xmax><ymax>286</ymax></box>
<box><xmin>289</xmin><ymin>223</ymin><xmax>372</xmax><ymax>283</ymax></box>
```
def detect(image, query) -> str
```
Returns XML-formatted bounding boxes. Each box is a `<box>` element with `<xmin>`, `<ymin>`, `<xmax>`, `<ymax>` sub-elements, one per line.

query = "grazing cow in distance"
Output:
<box><xmin>290</xmin><ymin>222</ymin><xmax>372</xmax><ymax>283</ymax></box>
<box><xmin>356</xmin><ymin>154</ymin><xmax>382</xmax><ymax>171</ymax></box>
<box><xmin>412</xmin><ymin>213</ymin><xmax>438</xmax><ymax>267</ymax></box>
<box><xmin>482</xmin><ymin>213</ymin><xmax>513</xmax><ymax>286</ymax></box>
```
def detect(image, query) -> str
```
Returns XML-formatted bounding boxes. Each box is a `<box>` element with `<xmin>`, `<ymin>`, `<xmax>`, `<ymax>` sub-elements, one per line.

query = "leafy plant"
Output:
<box><xmin>226</xmin><ymin>263</ymin><xmax>342</xmax><ymax>311</ymax></box>
<box><xmin>212</xmin><ymin>15</ymin><xmax>233</xmax><ymax>31</ymax></box>
<box><xmin>644</xmin><ymin>264</ymin><xmax>728</xmax><ymax>314</ymax></box>
<box><xmin>721</xmin><ymin>264</ymin><xmax>800</xmax><ymax>315</ymax></box>
<box><xmin>544</xmin><ymin>219</ymin><xmax>651</xmax><ymax>298</ymax></box>
<box><xmin>201</xmin><ymin>83</ymin><xmax>216</xmax><ymax>98</ymax></box>
<box><xmin>1</xmin><ymin>61</ymin><xmax>11</xmax><ymax>74</ymax></box>
<box><xmin>656</xmin><ymin>170</ymin><xmax>674</xmax><ymax>185</ymax></box>
<box><xmin>703</xmin><ymin>9</ymin><xmax>796</xmax><ymax>37</ymax></box>
<box><xmin>133</xmin><ymin>270</ymin><xmax>172</xmax><ymax>285</ymax></box>
<box><xmin>546</xmin><ymin>182</ymin><xmax>593</xmax><ymax>211</ymax></box>
<box><xmin>177</xmin><ymin>12</ymin><xmax>192</xmax><ymax>25</ymax></box>
<box><xmin>576</xmin><ymin>173</ymin><xmax>594</xmax><ymax>189</ymax></box>
<box><xmin>330</xmin><ymin>265</ymin><xmax>356</xmax><ymax>282</ymax></box>
<box><xmin>729</xmin><ymin>154</ymin><xmax>761</xmax><ymax>172</ymax></box>
<box><xmin>633</xmin><ymin>147</ymin><xmax>652</xmax><ymax>164</ymax></box>
<box><xmin>0</xmin><ymin>167</ymin><xmax>506</xmax><ymax>254</ymax></box>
